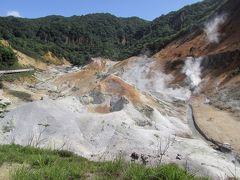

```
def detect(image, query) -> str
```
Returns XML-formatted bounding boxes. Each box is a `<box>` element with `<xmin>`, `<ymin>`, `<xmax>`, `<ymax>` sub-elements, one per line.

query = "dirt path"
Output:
<box><xmin>191</xmin><ymin>95</ymin><xmax>240</xmax><ymax>153</ymax></box>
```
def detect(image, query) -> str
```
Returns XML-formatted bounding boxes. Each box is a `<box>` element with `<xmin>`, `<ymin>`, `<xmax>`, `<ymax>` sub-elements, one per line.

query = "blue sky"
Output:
<box><xmin>1</xmin><ymin>0</ymin><xmax>201</xmax><ymax>20</ymax></box>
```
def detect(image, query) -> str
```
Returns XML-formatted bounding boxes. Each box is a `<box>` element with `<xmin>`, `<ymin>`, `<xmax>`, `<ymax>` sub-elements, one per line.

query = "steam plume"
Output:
<box><xmin>204</xmin><ymin>14</ymin><xmax>227</xmax><ymax>43</ymax></box>
<box><xmin>121</xmin><ymin>56</ymin><xmax>191</xmax><ymax>101</ymax></box>
<box><xmin>182</xmin><ymin>57</ymin><xmax>202</xmax><ymax>88</ymax></box>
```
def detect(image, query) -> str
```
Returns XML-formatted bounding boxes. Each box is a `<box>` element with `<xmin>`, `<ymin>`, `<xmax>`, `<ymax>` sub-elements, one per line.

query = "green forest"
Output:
<box><xmin>0</xmin><ymin>42</ymin><xmax>17</xmax><ymax>70</ymax></box>
<box><xmin>0</xmin><ymin>0</ymin><xmax>227</xmax><ymax>66</ymax></box>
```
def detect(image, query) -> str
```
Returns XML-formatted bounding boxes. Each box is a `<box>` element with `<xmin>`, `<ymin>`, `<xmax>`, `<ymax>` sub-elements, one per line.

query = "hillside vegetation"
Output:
<box><xmin>0</xmin><ymin>144</ymin><xmax>206</xmax><ymax>180</ymax></box>
<box><xmin>0</xmin><ymin>0</ymin><xmax>227</xmax><ymax>65</ymax></box>
<box><xmin>0</xmin><ymin>42</ymin><xmax>17</xmax><ymax>70</ymax></box>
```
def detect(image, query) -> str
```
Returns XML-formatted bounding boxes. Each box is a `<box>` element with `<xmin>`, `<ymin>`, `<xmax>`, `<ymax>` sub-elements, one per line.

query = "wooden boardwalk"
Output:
<box><xmin>0</xmin><ymin>68</ymin><xmax>34</xmax><ymax>75</ymax></box>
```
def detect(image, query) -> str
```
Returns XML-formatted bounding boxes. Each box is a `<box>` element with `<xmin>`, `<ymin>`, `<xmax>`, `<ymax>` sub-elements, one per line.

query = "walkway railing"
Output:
<box><xmin>0</xmin><ymin>68</ymin><xmax>34</xmax><ymax>75</ymax></box>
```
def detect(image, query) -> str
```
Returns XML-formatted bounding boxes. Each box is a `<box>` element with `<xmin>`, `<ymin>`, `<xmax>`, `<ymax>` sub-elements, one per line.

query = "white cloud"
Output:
<box><xmin>7</xmin><ymin>10</ymin><xmax>22</xmax><ymax>17</ymax></box>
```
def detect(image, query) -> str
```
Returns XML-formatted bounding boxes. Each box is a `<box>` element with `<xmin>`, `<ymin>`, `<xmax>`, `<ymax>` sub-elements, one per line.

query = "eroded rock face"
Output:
<box><xmin>110</xmin><ymin>96</ymin><xmax>128</xmax><ymax>112</ymax></box>
<box><xmin>89</xmin><ymin>90</ymin><xmax>105</xmax><ymax>104</ymax></box>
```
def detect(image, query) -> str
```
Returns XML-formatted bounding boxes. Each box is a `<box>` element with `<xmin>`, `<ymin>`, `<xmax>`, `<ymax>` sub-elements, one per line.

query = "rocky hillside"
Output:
<box><xmin>1</xmin><ymin>57</ymin><xmax>240</xmax><ymax>179</ymax></box>
<box><xmin>154</xmin><ymin>0</ymin><xmax>240</xmax><ymax>111</ymax></box>
<box><xmin>153</xmin><ymin>0</ymin><xmax>240</xmax><ymax>161</ymax></box>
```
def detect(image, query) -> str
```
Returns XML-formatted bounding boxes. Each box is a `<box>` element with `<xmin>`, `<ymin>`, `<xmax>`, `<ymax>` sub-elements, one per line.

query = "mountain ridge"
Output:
<box><xmin>0</xmin><ymin>0</ymin><xmax>228</xmax><ymax>66</ymax></box>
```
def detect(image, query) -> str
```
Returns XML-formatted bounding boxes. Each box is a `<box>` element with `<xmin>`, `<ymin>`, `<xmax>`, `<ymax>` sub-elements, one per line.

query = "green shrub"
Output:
<box><xmin>0</xmin><ymin>43</ymin><xmax>17</xmax><ymax>69</ymax></box>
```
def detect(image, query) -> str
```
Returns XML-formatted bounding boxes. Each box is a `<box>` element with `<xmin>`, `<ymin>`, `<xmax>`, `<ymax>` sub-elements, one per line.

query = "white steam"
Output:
<box><xmin>204</xmin><ymin>14</ymin><xmax>227</xmax><ymax>43</ymax></box>
<box><xmin>182</xmin><ymin>57</ymin><xmax>202</xmax><ymax>88</ymax></box>
<box><xmin>7</xmin><ymin>10</ymin><xmax>22</xmax><ymax>18</ymax></box>
<box><xmin>120</xmin><ymin>56</ymin><xmax>191</xmax><ymax>101</ymax></box>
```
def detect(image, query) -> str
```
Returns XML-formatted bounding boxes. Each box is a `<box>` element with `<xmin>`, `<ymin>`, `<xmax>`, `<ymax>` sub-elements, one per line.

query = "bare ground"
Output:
<box><xmin>191</xmin><ymin>95</ymin><xmax>240</xmax><ymax>153</ymax></box>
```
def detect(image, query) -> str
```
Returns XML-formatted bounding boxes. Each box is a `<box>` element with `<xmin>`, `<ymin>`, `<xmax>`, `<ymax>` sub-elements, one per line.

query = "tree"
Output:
<box><xmin>0</xmin><ymin>43</ymin><xmax>17</xmax><ymax>69</ymax></box>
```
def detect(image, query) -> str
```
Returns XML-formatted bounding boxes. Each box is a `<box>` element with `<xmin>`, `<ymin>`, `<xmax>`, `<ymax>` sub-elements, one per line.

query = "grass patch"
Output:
<box><xmin>0</xmin><ymin>144</ymin><xmax>207</xmax><ymax>180</ymax></box>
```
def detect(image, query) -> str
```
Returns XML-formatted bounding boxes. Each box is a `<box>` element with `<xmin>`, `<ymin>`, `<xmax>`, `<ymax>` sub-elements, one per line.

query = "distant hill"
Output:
<box><xmin>0</xmin><ymin>0</ymin><xmax>227</xmax><ymax>65</ymax></box>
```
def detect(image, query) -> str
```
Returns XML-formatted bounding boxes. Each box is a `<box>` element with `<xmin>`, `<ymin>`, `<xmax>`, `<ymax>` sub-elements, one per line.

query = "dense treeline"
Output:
<box><xmin>0</xmin><ymin>14</ymin><xmax>148</xmax><ymax>65</ymax></box>
<box><xmin>0</xmin><ymin>0</ymin><xmax>227</xmax><ymax>65</ymax></box>
<box><xmin>0</xmin><ymin>42</ymin><xmax>17</xmax><ymax>70</ymax></box>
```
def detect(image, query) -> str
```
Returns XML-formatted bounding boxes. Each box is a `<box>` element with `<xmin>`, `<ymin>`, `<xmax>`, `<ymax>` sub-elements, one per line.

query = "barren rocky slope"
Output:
<box><xmin>0</xmin><ymin>56</ymin><xmax>239</xmax><ymax>179</ymax></box>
